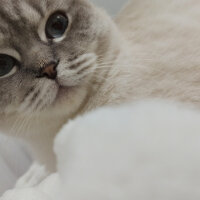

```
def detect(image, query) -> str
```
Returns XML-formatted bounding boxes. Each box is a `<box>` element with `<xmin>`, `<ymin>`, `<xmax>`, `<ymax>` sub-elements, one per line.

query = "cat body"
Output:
<box><xmin>84</xmin><ymin>0</ymin><xmax>200</xmax><ymax>114</ymax></box>
<box><xmin>0</xmin><ymin>0</ymin><xmax>200</xmax><ymax>170</ymax></box>
<box><xmin>116</xmin><ymin>0</ymin><xmax>200</xmax><ymax>104</ymax></box>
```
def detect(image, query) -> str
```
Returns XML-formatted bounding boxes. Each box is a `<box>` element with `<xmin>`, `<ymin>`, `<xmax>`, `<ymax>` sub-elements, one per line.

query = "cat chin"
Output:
<box><xmin>39</xmin><ymin>84</ymin><xmax>88</xmax><ymax>118</ymax></box>
<box><xmin>1</xmin><ymin>81</ymin><xmax>87</xmax><ymax>122</ymax></box>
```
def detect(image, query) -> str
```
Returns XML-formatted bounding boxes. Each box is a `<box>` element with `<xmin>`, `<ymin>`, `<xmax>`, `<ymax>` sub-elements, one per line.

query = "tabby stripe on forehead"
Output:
<box><xmin>0</xmin><ymin>11</ymin><xmax>26</xmax><ymax>38</ymax></box>
<box><xmin>25</xmin><ymin>1</ymin><xmax>45</xmax><ymax>17</ymax></box>
<box><xmin>0</xmin><ymin>10</ymin><xmax>18</xmax><ymax>31</ymax></box>
<box><xmin>0</xmin><ymin>2</ymin><xmax>42</xmax><ymax>30</ymax></box>
<box><xmin>17</xmin><ymin>1</ymin><xmax>44</xmax><ymax>24</ymax></box>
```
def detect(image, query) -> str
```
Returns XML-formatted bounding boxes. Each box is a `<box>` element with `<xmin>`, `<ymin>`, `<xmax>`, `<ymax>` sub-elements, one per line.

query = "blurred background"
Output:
<box><xmin>91</xmin><ymin>0</ymin><xmax>126</xmax><ymax>15</ymax></box>
<box><xmin>0</xmin><ymin>0</ymin><xmax>127</xmax><ymax>195</ymax></box>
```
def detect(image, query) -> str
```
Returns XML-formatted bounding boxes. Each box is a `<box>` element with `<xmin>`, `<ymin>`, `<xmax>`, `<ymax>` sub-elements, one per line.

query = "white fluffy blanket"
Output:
<box><xmin>1</xmin><ymin>100</ymin><xmax>200</xmax><ymax>199</ymax></box>
<box><xmin>0</xmin><ymin>136</ymin><xmax>31</xmax><ymax>195</ymax></box>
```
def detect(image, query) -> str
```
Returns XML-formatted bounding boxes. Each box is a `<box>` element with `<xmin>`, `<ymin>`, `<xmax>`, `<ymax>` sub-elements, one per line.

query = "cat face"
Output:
<box><xmin>0</xmin><ymin>0</ymin><xmax>109</xmax><ymax>117</ymax></box>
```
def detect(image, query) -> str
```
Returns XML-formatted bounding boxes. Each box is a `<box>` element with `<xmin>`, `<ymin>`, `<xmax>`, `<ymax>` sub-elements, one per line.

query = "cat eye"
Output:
<box><xmin>0</xmin><ymin>54</ymin><xmax>18</xmax><ymax>78</ymax></box>
<box><xmin>45</xmin><ymin>12</ymin><xmax>69</xmax><ymax>39</ymax></box>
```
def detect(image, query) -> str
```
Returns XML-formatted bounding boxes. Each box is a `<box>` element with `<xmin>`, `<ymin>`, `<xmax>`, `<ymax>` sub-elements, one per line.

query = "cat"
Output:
<box><xmin>0</xmin><ymin>0</ymin><xmax>200</xmax><ymax>175</ymax></box>
<box><xmin>0</xmin><ymin>0</ymin><xmax>128</xmax><ymax>171</ymax></box>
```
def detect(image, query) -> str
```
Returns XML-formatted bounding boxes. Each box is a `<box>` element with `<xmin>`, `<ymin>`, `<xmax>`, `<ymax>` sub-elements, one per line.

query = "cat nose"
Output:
<box><xmin>41</xmin><ymin>61</ymin><xmax>58</xmax><ymax>80</ymax></box>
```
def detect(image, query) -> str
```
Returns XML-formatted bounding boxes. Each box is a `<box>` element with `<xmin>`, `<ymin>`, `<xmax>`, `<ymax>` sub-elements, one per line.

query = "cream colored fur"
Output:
<box><xmin>84</xmin><ymin>0</ymin><xmax>200</xmax><ymax>113</ymax></box>
<box><xmin>115</xmin><ymin>0</ymin><xmax>200</xmax><ymax>103</ymax></box>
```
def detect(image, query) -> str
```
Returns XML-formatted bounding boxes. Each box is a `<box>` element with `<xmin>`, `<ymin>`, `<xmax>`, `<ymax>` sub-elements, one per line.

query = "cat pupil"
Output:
<box><xmin>0</xmin><ymin>60</ymin><xmax>6</xmax><ymax>66</ymax></box>
<box><xmin>52</xmin><ymin>21</ymin><xmax>63</xmax><ymax>30</ymax></box>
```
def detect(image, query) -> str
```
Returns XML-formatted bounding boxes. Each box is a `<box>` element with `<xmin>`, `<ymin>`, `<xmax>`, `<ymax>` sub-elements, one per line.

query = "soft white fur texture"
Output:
<box><xmin>2</xmin><ymin>100</ymin><xmax>200</xmax><ymax>199</ymax></box>
<box><xmin>0</xmin><ymin>136</ymin><xmax>31</xmax><ymax>195</ymax></box>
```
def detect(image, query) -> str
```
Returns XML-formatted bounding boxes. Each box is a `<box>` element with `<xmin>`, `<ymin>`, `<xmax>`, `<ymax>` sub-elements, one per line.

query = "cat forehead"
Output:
<box><xmin>0</xmin><ymin>0</ymin><xmax>94</xmax><ymax>45</ymax></box>
<box><xmin>0</xmin><ymin>0</ymin><xmax>74</xmax><ymax>10</ymax></box>
<box><xmin>0</xmin><ymin>0</ymin><xmax>74</xmax><ymax>25</ymax></box>
<box><xmin>0</xmin><ymin>0</ymin><xmax>78</xmax><ymax>43</ymax></box>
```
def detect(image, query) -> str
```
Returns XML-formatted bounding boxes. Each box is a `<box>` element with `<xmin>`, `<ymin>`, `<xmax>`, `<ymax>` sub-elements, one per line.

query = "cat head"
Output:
<box><xmin>0</xmin><ymin>0</ymin><xmax>117</xmax><ymax>124</ymax></box>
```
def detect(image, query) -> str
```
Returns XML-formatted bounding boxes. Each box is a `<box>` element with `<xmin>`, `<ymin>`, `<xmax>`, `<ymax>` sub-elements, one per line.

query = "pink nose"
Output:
<box><xmin>41</xmin><ymin>62</ymin><xmax>57</xmax><ymax>79</ymax></box>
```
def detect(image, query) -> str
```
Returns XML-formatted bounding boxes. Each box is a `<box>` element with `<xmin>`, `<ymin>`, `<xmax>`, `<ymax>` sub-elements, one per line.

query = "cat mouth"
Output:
<box><xmin>53</xmin><ymin>81</ymin><xmax>75</xmax><ymax>104</ymax></box>
<box><xmin>56</xmin><ymin>85</ymin><xmax>69</xmax><ymax>98</ymax></box>
<box><xmin>55</xmin><ymin>79</ymin><xmax>71</xmax><ymax>93</ymax></box>
<box><xmin>55</xmin><ymin>76</ymin><xmax>78</xmax><ymax>98</ymax></box>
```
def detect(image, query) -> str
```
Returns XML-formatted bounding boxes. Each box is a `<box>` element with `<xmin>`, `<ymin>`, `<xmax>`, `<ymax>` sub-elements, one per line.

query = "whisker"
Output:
<box><xmin>22</xmin><ymin>114</ymin><xmax>34</xmax><ymax>138</ymax></box>
<box><xmin>13</xmin><ymin>115</ymin><xmax>26</xmax><ymax>137</ymax></box>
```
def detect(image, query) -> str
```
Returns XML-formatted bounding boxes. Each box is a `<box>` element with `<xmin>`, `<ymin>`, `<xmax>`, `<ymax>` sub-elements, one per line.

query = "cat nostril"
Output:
<box><xmin>41</xmin><ymin>61</ymin><xmax>58</xmax><ymax>80</ymax></box>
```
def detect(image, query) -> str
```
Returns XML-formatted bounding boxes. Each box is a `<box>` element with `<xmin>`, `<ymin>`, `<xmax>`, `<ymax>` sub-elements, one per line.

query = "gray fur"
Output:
<box><xmin>0</xmin><ymin>0</ymin><xmax>124</xmax><ymax>167</ymax></box>
<box><xmin>0</xmin><ymin>0</ymin><xmax>107</xmax><ymax>116</ymax></box>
